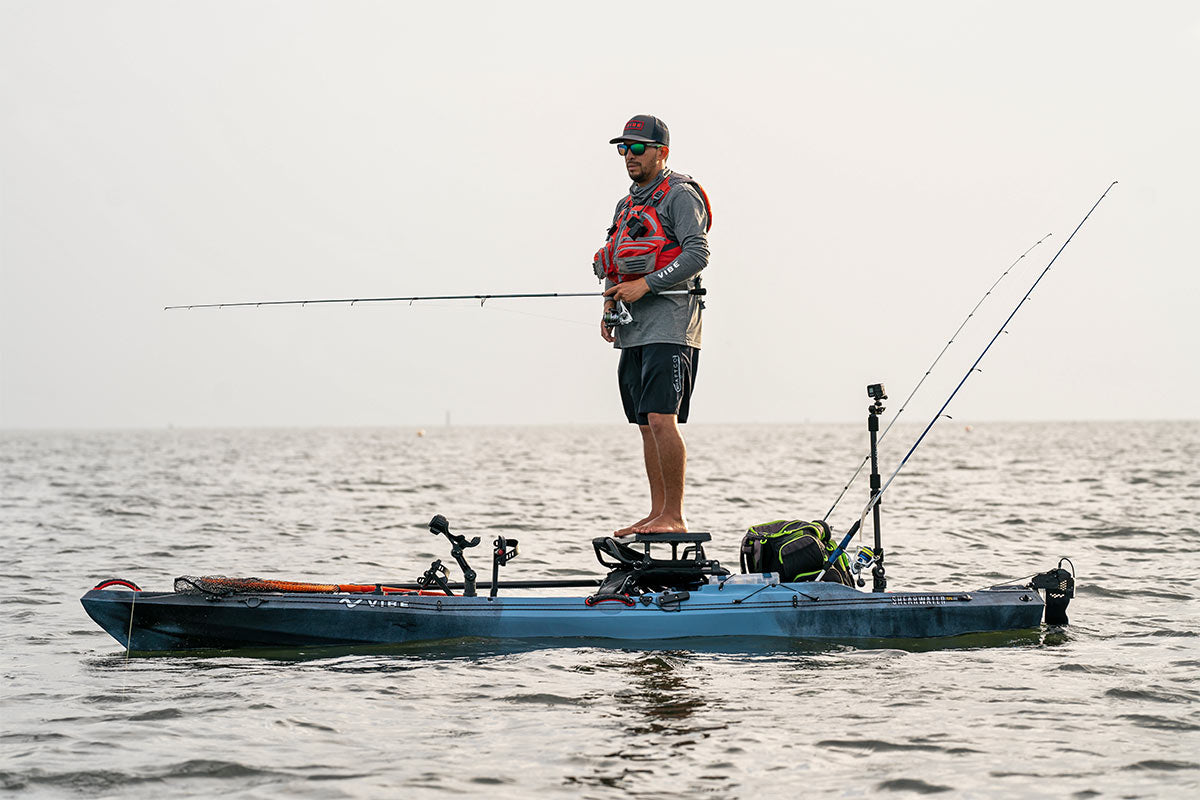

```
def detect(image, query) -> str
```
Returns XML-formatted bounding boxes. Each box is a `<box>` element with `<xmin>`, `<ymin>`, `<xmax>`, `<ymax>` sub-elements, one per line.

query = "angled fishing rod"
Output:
<box><xmin>822</xmin><ymin>232</ymin><xmax>1053</xmax><ymax>522</ymax></box>
<box><xmin>819</xmin><ymin>181</ymin><xmax>1118</xmax><ymax>586</ymax></box>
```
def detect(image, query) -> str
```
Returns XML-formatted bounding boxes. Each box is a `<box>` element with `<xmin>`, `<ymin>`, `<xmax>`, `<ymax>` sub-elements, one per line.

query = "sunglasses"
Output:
<box><xmin>617</xmin><ymin>142</ymin><xmax>662</xmax><ymax>156</ymax></box>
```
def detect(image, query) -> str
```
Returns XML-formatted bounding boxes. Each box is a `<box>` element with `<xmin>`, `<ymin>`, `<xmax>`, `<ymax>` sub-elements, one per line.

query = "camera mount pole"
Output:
<box><xmin>867</xmin><ymin>385</ymin><xmax>888</xmax><ymax>593</ymax></box>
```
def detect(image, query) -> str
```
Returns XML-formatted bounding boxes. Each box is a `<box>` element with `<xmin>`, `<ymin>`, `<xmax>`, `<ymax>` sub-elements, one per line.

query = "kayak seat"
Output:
<box><xmin>632</xmin><ymin>531</ymin><xmax>711</xmax><ymax>562</ymax></box>
<box><xmin>591</xmin><ymin>535</ymin><xmax>728</xmax><ymax>596</ymax></box>
<box><xmin>633</xmin><ymin>532</ymin><xmax>711</xmax><ymax>542</ymax></box>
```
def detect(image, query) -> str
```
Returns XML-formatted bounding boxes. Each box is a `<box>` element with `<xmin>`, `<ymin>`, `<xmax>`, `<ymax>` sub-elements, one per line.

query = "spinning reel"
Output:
<box><xmin>603</xmin><ymin>300</ymin><xmax>634</xmax><ymax>328</ymax></box>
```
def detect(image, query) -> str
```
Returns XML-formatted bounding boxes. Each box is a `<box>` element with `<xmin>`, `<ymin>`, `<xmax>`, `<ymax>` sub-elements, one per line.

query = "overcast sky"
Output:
<box><xmin>2</xmin><ymin>1</ymin><xmax>1196</xmax><ymax>428</ymax></box>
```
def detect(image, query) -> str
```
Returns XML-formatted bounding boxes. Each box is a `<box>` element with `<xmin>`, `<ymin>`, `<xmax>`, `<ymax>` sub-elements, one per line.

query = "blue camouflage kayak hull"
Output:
<box><xmin>80</xmin><ymin>581</ymin><xmax>1046</xmax><ymax>652</ymax></box>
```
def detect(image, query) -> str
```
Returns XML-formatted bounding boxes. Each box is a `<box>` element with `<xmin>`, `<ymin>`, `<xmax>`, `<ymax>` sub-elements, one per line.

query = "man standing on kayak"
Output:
<box><xmin>594</xmin><ymin>115</ymin><xmax>712</xmax><ymax>536</ymax></box>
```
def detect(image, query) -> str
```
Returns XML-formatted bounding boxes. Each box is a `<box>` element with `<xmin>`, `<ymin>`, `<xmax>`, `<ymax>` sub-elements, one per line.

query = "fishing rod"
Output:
<box><xmin>822</xmin><ymin>232</ymin><xmax>1053</xmax><ymax>521</ymax></box>
<box><xmin>818</xmin><ymin>181</ymin><xmax>1118</xmax><ymax>583</ymax></box>
<box><xmin>164</xmin><ymin>287</ymin><xmax>706</xmax><ymax>311</ymax></box>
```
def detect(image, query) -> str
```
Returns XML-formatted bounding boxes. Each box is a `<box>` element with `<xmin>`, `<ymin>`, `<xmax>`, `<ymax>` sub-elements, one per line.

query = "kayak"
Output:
<box><xmin>80</xmin><ymin>578</ymin><xmax>1050</xmax><ymax>652</ymax></box>
<box><xmin>80</xmin><ymin>522</ymin><xmax>1072</xmax><ymax>652</ymax></box>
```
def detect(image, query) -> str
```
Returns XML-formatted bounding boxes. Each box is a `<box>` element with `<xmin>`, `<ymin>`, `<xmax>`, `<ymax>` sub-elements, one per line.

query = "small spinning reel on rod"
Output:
<box><xmin>603</xmin><ymin>300</ymin><xmax>634</xmax><ymax>328</ymax></box>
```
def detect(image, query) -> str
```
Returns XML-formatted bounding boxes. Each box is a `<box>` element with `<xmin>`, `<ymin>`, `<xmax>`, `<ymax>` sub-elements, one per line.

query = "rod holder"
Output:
<box><xmin>428</xmin><ymin>515</ymin><xmax>480</xmax><ymax>597</ymax></box>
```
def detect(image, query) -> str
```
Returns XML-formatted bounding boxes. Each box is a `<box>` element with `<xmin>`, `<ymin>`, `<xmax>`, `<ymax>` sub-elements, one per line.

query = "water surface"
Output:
<box><xmin>2</xmin><ymin>423</ymin><xmax>1197</xmax><ymax>797</ymax></box>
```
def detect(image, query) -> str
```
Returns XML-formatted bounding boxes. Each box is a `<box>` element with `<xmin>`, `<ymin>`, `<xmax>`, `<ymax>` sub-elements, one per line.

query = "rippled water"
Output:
<box><xmin>2</xmin><ymin>423</ymin><xmax>1198</xmax><ymax>797</ymax></box>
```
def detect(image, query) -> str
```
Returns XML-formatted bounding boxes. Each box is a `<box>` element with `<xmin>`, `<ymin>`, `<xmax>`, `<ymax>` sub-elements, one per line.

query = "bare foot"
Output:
<box><xmin>615</xmin><ymin>513</ymin><xmax>658</xmax><ymax>537</ymax></box>
<box><xmin>631</xmin><ymin>515</ymin><xmax>688</xmax><ymax>534</ymax></box>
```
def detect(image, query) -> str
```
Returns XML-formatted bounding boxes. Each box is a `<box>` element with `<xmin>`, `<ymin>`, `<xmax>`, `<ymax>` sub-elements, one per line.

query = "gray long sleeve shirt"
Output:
<box><xmin>605</xmin><ymin>169</ymin><xmax>710</xmax><ymax>349</ymax></box>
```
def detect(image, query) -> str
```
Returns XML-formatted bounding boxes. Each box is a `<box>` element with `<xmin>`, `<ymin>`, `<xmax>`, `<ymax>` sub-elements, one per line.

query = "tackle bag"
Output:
<box><xmin>739</xmin><ymin>519</ymin><xmax>854</xmax><ymax>586</ymax></box>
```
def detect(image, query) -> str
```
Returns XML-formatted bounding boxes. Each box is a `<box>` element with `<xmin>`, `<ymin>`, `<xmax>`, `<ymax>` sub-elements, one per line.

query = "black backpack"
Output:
<box><xmin>739</xmin><ymin>519</ymin><xmax>854</xmax><ymax>586</ymax></box>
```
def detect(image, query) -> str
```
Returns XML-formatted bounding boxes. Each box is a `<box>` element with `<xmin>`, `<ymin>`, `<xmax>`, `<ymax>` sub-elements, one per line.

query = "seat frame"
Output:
<box><xmin>590</xmin><ymin>533</ymin><xmax>727</xmax><ymax>599</ymax></box>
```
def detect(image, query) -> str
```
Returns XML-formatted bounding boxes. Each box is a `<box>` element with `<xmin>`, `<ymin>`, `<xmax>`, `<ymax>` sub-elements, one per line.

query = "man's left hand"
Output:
<box><xmin>604</xmin><ymin>278</ymin><xmax>651</xmax><ymax>304</ymax></box>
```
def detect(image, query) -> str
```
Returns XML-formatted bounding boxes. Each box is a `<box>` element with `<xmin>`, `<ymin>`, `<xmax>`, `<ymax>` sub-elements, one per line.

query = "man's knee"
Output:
<box><xmin>646</xmin><ymin>412</ymin><xmax>678</xmax><ymax>433</ymax></box>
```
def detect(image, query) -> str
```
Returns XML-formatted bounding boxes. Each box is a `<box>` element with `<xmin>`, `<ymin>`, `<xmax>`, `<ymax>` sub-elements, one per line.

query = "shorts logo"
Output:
<box><xmin>672</xmin><ymin>355</ymin><xmax>683</xmax><ymax>393</ymax></box>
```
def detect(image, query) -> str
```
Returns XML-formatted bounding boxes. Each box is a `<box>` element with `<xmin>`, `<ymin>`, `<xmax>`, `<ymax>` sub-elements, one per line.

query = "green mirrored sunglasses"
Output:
<box><xmin>617</xmin><ymin>142</ymin><xmax>662</xmax><ymax>156</ymax></box>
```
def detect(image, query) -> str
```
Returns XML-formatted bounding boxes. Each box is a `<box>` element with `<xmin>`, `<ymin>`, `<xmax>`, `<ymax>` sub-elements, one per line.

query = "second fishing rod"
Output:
<box><xmin>821</xmin><ymin>182</ymin><xmax>1117</xmax><ymax>591</ymax></box>
<box><xmin>822</xmin><ymin>233</ymin><xmax>1052</xmax><ymax>522</ymax></box>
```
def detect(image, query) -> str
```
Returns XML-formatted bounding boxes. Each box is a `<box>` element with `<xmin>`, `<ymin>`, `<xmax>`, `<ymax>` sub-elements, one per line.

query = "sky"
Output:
<box><xmin>1</xmin><ymin>0</ymin><xmax>1197</xmax><ymax>428</ymax></box>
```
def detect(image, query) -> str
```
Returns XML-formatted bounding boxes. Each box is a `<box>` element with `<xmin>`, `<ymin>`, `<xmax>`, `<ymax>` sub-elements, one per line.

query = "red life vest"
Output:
<box><xmin>594</xmin><ymin>172</ymin><xmax>713</xmax><ymax>284</ymax></box>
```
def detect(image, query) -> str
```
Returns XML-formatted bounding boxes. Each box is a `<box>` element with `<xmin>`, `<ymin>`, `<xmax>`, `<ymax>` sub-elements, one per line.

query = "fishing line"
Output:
<box><xmin>823</xmin><ymin>232</ymin><xmax>1053</xmax><ymax>521</ymax></box>
<box><xmin>124</xmin><ymin>590</ymin><xmax>136</xmax><ymax>665</ymax></box>
<box><xmin>479</xmin><ymin>303</ymin><xmax>593</xmax><ymax>328</ymax></box>
<box><xmin>819</xmin><ymin>182</ymin><xmax>1118</xmax><ymax>579</ymax></box>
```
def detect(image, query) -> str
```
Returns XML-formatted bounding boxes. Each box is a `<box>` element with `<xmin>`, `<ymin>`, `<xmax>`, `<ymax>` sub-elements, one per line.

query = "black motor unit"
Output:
<box><xmin>1031</xmin><ymin>558</ymin><xmax>1075</xmax><ymax>625</ymax></box>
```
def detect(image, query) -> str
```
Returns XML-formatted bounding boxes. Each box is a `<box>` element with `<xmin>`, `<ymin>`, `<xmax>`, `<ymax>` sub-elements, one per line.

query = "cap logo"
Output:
<box><xmin>625</xmin><ymin>120</ymin><xmax>645</xmax><ymax>132</ymax></box>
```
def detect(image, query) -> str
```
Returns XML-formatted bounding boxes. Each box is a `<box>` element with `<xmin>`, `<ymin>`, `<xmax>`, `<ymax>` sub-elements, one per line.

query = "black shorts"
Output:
<box><xmin>618</xmin><ymin>343</ymin><xmax>700</xmax><ymax>425</ymax></box>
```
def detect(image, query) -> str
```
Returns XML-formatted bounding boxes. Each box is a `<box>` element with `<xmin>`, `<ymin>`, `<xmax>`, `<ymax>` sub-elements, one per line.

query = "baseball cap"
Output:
<box><xmin>609</xmin><ymin>115</ymin><xmax>670</xmax><ymax>146</ymax></box>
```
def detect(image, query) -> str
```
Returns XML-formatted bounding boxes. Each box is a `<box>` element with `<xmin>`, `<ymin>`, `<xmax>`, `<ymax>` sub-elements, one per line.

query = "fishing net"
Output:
<box><xmin>173</xmin><ymin>576</ymin><xmax>415</xmax><ymax>596</ymax></box>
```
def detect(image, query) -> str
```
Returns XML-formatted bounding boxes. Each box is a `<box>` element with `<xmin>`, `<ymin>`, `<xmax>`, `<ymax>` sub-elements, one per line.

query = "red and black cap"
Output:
<box><xmin>609</xmin><ymin>115</ymin><xmax>670</xmax><ymax>146</ymax></box>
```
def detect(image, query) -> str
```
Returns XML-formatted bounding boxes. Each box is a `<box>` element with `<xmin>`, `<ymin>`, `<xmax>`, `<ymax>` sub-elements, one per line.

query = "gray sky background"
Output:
<box><xmin>2</xmin><ymin>1</ymin><xmax>1196</xmax><ymax>429</ymax></box>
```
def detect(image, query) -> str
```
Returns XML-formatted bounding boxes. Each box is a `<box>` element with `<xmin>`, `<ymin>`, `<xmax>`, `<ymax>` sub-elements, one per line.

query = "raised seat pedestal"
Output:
<box><xmin>589</xmin><ymin>532</ymin><xmax>728</xmax><ymax>602</ymax></box>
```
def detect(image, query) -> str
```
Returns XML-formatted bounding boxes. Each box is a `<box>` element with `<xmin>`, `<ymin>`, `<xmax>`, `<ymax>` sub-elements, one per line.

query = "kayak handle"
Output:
<box><xmin>92</xmin><ymin>579</ymin><xmax>142</xmax><ymax>591</ymax></box>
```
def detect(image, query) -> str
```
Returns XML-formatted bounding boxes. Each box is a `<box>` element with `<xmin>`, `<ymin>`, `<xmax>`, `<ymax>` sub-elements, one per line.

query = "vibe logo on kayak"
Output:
<box><xmin>339</xmin><ymin>598</ymin><xmax>403</xmax><ymax>609</ymax></box>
